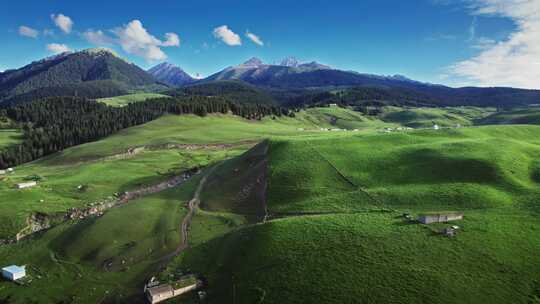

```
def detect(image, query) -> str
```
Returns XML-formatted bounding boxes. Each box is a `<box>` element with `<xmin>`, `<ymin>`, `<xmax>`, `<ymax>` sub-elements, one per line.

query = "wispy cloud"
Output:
<box><xmin>246</xmin><ymin>31</ymin><xmax>264</xmax><ymax>46</ymax></box>
<box><xmin>213</xmin><ymin>25</ymin><xmax>242</xmax><ymax>46</ymax></box>
<box><xmin>425</xmin><ymin>33</ymin><xmax>457</xmax><ymax>41</ymax></box>
<box><xmin>82</xmin><ymin>30</ymin><xmax>115</xmax><ymax>45</ymax></box>
<box><xmin>449</xmin><ymin>0</ymin><xmax>540</xmax><ymax>89</ymax></box>
<box><xmin>18</xmin><ymin>26</ymin><xmax>39</xmax><ymax>38</ymax></box>
<box><xmin>468</xmin><ymin>16</ymin><xmax>477</xmax><ymax>41</ymax></box>
<box><xmin>51</xmin><ymin>13</ymin><xmax>73</xmax><ymax>34</ymax></box>
<box><xmin>161</xmin><ymin>33</ymin><xmax>180</xmax><ymax>46</ymax></box>
<box><xmin>46</xmin><ymin>43</ymin><xmax>71</xmax><ymax>54</ymax></box>
<box><xmin>83</xmin><ymin>20</ymin><xmax>180</xmax><ymax>61</ymax></box>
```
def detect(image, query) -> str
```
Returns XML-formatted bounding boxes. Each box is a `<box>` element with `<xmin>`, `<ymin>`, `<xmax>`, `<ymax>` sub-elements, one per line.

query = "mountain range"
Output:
<box><xmin>1</xmin><ymin>48</ymin><xmax>540</xmax><ymax>107</ymax></box>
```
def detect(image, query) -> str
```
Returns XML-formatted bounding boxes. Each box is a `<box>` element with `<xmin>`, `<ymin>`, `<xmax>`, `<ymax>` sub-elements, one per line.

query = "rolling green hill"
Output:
<box><xmin>0</xmin><ymin>129</ymin><xmax>21</xmax><ymax>149</ymax></box>
<box><xmin>477</xmin><ymin>107</ymin><xmax>540</xmax><ymax>125</ymax></box>
<box><xmin>2</xmin><ymin>108</ymin><xmax>540</xmax><ymax>303</ymax></box>
<box><xmin>380</xmin><ymin>106</ymin><xmax>495</xmax><ymax>128</ymax></box>
<box><xmin>163</xmin><ymin>125</ymin><xmax>540</xmax><ymax>304</ymax></box>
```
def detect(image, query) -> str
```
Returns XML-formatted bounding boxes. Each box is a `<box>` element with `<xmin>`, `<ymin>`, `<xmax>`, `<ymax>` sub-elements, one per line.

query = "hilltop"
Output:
<box><xmin>0</xmin><ymin>48</ymin><xmax>163</xmax><ymax>105</ymax></box>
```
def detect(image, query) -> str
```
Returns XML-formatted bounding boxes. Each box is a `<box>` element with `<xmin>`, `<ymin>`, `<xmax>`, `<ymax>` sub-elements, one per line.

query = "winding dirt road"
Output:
<box><xmin>159</xmin><ymin>163</ymin><xmax>221</xmax><ymax>262</ymax></box>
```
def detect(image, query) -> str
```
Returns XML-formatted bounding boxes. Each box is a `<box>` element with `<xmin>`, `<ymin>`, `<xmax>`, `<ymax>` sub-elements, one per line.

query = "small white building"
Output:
<box><xmin>2</xmin><ymin>265</ymin><xmax>26</xmax><ymax>281</ymax></box>
<box><xmin>146</xmin><ymin>275</ymin><xmax>200</xmax><ymax>304</ymax></box>
<box><xmin>433</xmin><ymin>124</ymin><xmax>440</xmax><ymax>130</ymax></box>
<box><xmin>7</xmin><ymin>168</ymin><xmax>14</xmax><ymax>173</ymax></box>
<box><xmin>0</xmin><ymin>170</ymin><xmax>5</xmax><ymax>175</ymax></box>
<box><xmin>419</xmin><ymin>212</ymin><xmax>463</xmax><ymax>224</ymax></box>
<box><xmin>16</xmin><ymin>181</ymin><xmax>37</xmax><ymax>189</ymax></box>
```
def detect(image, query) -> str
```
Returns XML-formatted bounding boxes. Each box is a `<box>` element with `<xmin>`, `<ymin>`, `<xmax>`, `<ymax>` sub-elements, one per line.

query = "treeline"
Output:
<box><xmin>168</xmin><ymin>80</ymin><xmax>277</xmax><ymax>105</ymax></box>
<box><xmin>0</xmin><ymin>96</ymin><xmax>286</xmax><ymax>168</ymax></box>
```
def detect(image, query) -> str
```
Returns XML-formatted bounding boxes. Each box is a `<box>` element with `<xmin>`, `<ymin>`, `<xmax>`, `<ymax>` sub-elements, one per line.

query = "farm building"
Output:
<box><xmin>147</xmin><ymin>285</ymin><xmax>174</xmax><ymax>303</ymax></box>
<box><xmin>418</xmin><ymin>212</ymin><xmax>463</xmax><ymax>224</ymax></box>
<box><xmin>2</xmin><ymin>265</ymin><xmax>26</xmax><ymax>281</ymax></box>
<box><xmin>433</xmin><ymin>124</ymin><xmax>440</xmax><ymax>130</ymax></box>
<box><xmin>16</xmin><ymin>181</ymin><xmax>37</xmax><ymax>189</ymax></box>
<box><xmin>0</xmin><ymin>170</ymin><xmax>5</xmax><ymax>175</ymax></box>
<box><xmin>146</xmin><ymin>275</ymin><xmax>200</xmax><ymax>304</ymax></box>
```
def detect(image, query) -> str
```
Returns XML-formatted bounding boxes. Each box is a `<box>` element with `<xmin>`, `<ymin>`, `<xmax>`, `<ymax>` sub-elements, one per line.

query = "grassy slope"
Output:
<box><xmin>478</xmin><ymin>107</ymin><xmax>540</xmax><ymax>125</ymax></box>
<box><xmin>177</xmin><ymin>210</ymin><xmax>540</xmax><ymax>304</ymax></box>
<box><xmin>0</xmin><ymin>179</ymin><xmax>198</xmax><ymax>304</ymax></box>
<box><xmin>0</xmin><ymin>147</ymin><xmax>244</xmax><ymax>238</ymax></box>
<box><xmin>166</xmin><ymin>125</ymin><xmax>540</xmax><ymax>304</ymax></box>
<box><xmin>269</xmin><ymin>126</ymin><xmax>540</xmax><ymax>212</ymax></box>
<box><xmin>0</xmin><ymin>129</ymin><xmax>22</xmax><ymax>149</ymax></box>
<box><xmin>97</xmin><ymin>93</ymin><xmax>170</xmax><ymax>107</ymax></box>
<box><xmin>0</xmin><ymin>108</ymin><xmax>369</xmax><ymax>238</ymax></box>
<box><xmin>297</xmin><ymin>106</ymin><xmax>396</xmax><ymax>130</ymax></box>
<box><xmin>44</xmin><ymin>113</ymin><xmax>349</xmax><ymax>164</ymax></box>
<box><xmin>380</xmin><ymin>106</ymin><xmax>495</xmax><ymax>128</ymax></box>
<box><xmin>3</xmin><ymin>107</ymin><xmax>540</xmax><ymax>303</ymax></box>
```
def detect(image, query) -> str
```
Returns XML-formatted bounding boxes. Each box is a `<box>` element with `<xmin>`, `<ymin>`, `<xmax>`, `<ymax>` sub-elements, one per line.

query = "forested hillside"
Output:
<box><xmin>0</xmin><ymin>48</ymin><xmax>162</xmax><ymax>104</ymax></box>
<box><xmin>168</xmin><ymin>80</ymin><xmax>277</xmax><ymax>105</ymax></box>
<box><xmin>0</xmin><ymin>96</ymin><xmax>286</xmax><ymax>168</ymax></box>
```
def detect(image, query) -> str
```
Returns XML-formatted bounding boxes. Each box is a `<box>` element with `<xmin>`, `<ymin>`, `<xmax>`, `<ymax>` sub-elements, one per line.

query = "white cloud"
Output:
<box><xmin>471</xmin><ymin>36</ymin><xmax>496</xmax><ymax>49</ymax></box>
<box><xmin>82</xmin><ymin>30</ymin><xmax>115</xmax><ymax>45</ymax></box>
<box><xmin>43</xmin><ymin>29</ymin><xmax>54</xmax><ymax>36</ymax></box>
<box><xmin>450</xmin><ymin>0</ymin><xmax>540</xmax><ymax>89</ymax></box>
<box><xmin>19</xmin><ymin>26</ymin><xmax>39</xmax><ymax>38</ymax></box>
<box><xmin>162</xmin><ymin>32</ymin><xmax>180</xmax><ymax>46</ymax></box>
<box><xmin>51</xmin><ymin>13</ymin><xmax>73</xmax><ymax>34</ymax></box>
<box><xmin>109</xmin><ymin>20</ymin><xmax>180</xmax><ymax>61</ymax></box>
<box><xmin>46</xmin><ymin>43</ymin><xmax>71</xmax><ymax>54</ymax></box>
<box><xmin>468</xmin><ymin>16</ymin><xmax>477</xmax><ymax>41</ymax></box>
<box><xmin>246</xmin><ymin>31</ymin><xmax>264</xmax><ymax>46</ymax></box>
<box><xmin>213</xmin><ymin>25</ymin><xmax>242</xmax><ymax>46</ymax></box>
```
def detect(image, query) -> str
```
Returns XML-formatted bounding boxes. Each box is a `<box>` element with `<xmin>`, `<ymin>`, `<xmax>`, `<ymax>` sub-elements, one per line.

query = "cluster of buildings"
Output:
<box><xmin>0</xmin><ymin>167</ymin><xmax>39</xmax><ymax>189</ymax></box>
<box><xmin>319</xmin><ymin>128</ymin><xmax>360</xmax><ymax>132</ymax></box>
<box><xmin>382</xmin><ymin>126</ymin><xmax>414</xmax><ymax>133</ymax></box>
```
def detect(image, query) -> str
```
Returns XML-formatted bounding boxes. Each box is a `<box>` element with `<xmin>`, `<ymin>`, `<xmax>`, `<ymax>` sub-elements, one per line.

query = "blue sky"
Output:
<box><xmin>1</xmin><ymin>0</ymin><xmax>538</xmax><ymax>88</ymax></box>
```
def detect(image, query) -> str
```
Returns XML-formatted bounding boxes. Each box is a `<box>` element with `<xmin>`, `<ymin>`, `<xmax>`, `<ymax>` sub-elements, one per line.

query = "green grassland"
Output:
<box><xmin>2</xmin><ymin>106</ymin><xmax>540</xmax><ymax>303</ymax></box>
<box><xmin>0</xmin><ymin>179</ymin><xmax>199</xmax><ymax>303</ymax></box>
<box><xmin>163</xmin><ymin>124</ymin><xmax>540</xmax><ymax>304</ymax></box>
<box><xmin>477</xmin><ymin>107</ymin><xmax>540</xmax><ymax>125</ymax></box>
<box><xmin>0</xmin><ymin>146</ymin><xmax>244</xmax><ymax>239</ymax></box>
<box><xmin>0</xmin><ymin>109</ymin><xmax>370</xmax><ymax>239</ymax></box>
<box><xmin>380</xmin><ymin>106</ymin><xmax>495</xmax><ymax>128</ymax></box>
<box><xmin>296</xmin><ymin>106</ymin><xmax>397</xmax><ymax>129</ymax></box>
<box><xmin>174</xmin><ymin>209</ymin><xmax>540</xmax><ymax>304</ymax></box>
<box><xmin>0</xmin><ymin>129</ymin><xmax>22</xmax><ymax>149</ymax></box>
<box><xmin>272</xmin><ymin>125</ymin><xmax>540</xmax><ymax>212</ymax></box>
<box><xmin>97</xmin><ymin>93</ymin><xmax>170</xmax><ymax>107</ymax></box>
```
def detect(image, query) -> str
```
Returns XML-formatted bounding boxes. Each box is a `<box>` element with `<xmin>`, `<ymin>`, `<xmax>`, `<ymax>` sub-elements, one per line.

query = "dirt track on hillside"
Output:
<box><xmin>158</xmin><ymin>163</ymin><xmax>221</xmax><ymax>263</ymax></box>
